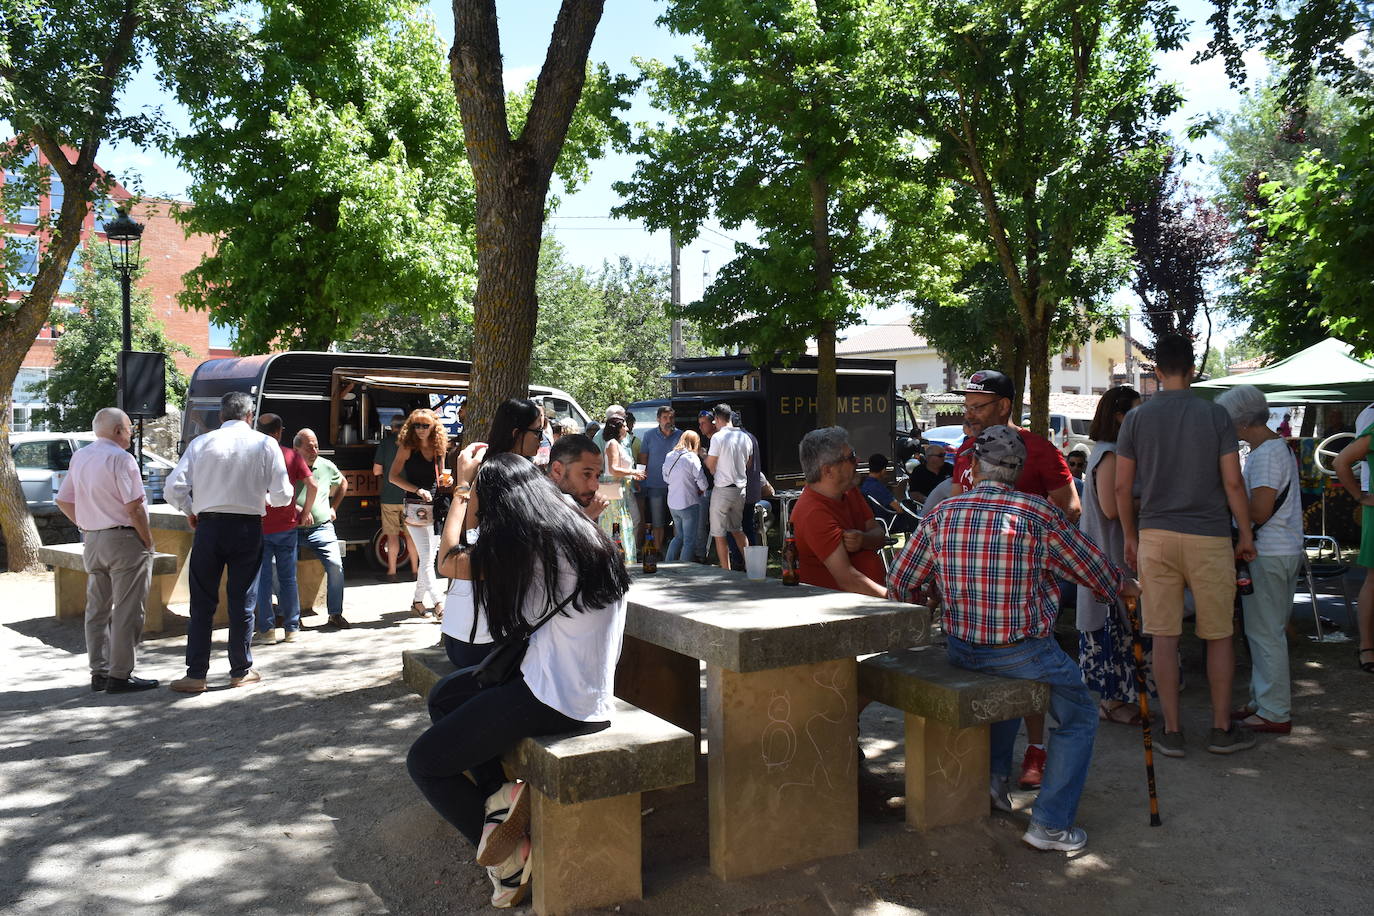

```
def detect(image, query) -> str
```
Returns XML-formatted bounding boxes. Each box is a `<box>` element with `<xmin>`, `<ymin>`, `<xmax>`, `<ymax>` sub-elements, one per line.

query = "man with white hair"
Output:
<box><xmin>165</xmin><ymin>391</ymin><xmax>292</xmax><ymax>692</ymax></box>
<box><xmin>56</xmin><ymin>407</ymin><xmax>159</xmax><ymax>693</ymax></box>
<box><xmin>889</xmin><ymin>425</ymin><xmax>1140</xmax><ymax>853</ymax></box>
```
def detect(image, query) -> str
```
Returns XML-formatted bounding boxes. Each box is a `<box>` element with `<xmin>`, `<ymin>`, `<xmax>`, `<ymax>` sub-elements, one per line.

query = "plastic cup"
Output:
<box><xmin>744</xmin><ymin>545</ymin><xmax>768</xmax><ymax>580</ymax></box>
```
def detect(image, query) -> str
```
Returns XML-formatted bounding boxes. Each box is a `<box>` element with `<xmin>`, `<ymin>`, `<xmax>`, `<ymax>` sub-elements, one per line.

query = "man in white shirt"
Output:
<box><xmin>55</xmin><ymin>407</ymin><xmax>159</xmax><ymax>694</ymax></box>
<box><xmin>164</xmin><ymin>391</ymin><xmax>292</xmax><ymax>693</ymax></box>
<box><xmin>705</xmin><ymin>403</ymin><xmax>751</xmax><ymax>569</ymax></box>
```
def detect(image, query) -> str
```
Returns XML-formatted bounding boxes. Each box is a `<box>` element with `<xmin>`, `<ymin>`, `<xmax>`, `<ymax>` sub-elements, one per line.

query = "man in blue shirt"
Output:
<box><xmin>636</xmin><ymin>405</ymin><xmax>682</xmax><ymax>550</ymax></box>
<box><xmin>860</xmin><ymin>454</ymin><xmax>916</xmax><ymax>534</ymax></box>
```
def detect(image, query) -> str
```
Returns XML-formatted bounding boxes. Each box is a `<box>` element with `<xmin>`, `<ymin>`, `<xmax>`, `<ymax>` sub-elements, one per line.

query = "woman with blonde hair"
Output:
<box><xmin>390</xmin><ymin>408</ymin><xmax>449</xmax><ymax>618</ymax></box>
<box><xmin>663</xmin><ymin>430</ymin><xmax>707</xmax><ymax>561</ymax></box>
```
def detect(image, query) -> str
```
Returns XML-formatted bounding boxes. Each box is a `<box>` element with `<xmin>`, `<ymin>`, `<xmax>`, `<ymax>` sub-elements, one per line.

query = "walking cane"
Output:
<box><xmin>1123</xmin><ymin>594</ymin><xmax>1162</xmax><ymax>826</ymax></box>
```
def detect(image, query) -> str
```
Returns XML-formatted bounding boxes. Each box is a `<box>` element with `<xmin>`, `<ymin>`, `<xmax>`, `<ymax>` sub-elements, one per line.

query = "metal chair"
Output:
<box><xmin>864</xmin><ymin>493</ymin><xmax>908</xmax><ymax>570</ymax></box>
<box><xmin>1302</xmin><ymin>534</ymin><xmax>1353</xmax><ymax>641</ymax></box>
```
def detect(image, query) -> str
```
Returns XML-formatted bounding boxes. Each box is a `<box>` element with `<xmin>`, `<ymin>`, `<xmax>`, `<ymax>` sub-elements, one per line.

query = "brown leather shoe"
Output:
<box><xmin>170</xmin><ymin>676</ymin><xmax>207</xmax><ymax>694</ymax></box>
<box><xmin>229</xmin><ymin>669</ymin><xmax>262</xmax><ymax>688</ymax></box>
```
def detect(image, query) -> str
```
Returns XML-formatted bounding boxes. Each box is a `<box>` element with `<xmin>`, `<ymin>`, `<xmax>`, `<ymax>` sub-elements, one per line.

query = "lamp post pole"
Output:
<box><xmin>103</xmin><ymin>207</ymin><xmax>146</xmax><ymax>463</ymax></box>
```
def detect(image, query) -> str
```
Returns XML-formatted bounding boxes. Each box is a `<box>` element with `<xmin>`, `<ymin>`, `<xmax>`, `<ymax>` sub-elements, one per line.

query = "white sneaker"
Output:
<box><xmin>251</xmin><ymin>630</ymin><xmax>275</xmax><ymax>646</ymax></box>
<box><xmin>476</xmin><ymin>781</ymin><xmax>530</xmax><ymax>866</ymax></box>
<box><xmin>282</xmin><ymin>630</ymin><xmax>297</xmax><ymax>643</ymax></box>
<box><xmin>272</xmin><ymin>627</ymin><xmax>285</xmax><ymax>643</ymax></box>
<box><xmin>990</xmin><ymin>775</ymin><xmax>1013</xmax><ymax>813</ymax></box>
<box><xmin>1022</xmin><ymin>821</ymin><xmax>1087</xmax><ymax>852</ymax></box>
<box><xmin>486</xmin><ymin>835</ymin><xmax>532</xmax><ymax>908</ymax></box>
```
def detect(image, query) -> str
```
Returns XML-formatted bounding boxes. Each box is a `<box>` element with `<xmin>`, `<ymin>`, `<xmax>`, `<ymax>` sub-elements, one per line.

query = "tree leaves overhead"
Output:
<box><xmin>173</xmin><ymin>0</ymin><xmax>476</xmax><ymax>353</ymax></box>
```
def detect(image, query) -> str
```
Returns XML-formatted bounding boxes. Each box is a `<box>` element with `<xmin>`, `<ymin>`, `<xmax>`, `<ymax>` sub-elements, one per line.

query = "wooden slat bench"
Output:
<box><xmin>859</xmin><ymin>646</ymin><xmax>1050</xmax><ymax>831</ymax></box>
<box><xmin>39</xmin><ymin>543</ymin><xmax>179</xmax><ymax>633</ymax></box>
<box><xmin>402</xmin><ymin>646</ymin><xmax>695</xmax><ymax>916</ymax></box>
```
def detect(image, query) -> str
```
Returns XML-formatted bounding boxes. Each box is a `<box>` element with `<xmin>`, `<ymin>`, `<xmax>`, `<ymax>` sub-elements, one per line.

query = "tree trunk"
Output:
<box><xmin>1025</xmin><ymin>316</ymin><xmax>1051</xmax><ymax>438</ymax></box>
<box><xmin>450</xmin><ymin>0</ymin><xmax>603</xmax><ymax>445</ymax></box>
<box><xmin>807</xmin><ymin>168</ymin><xmax>838</xmax><ymax>427</ymax></box>
<box><xmin>816</xmin><ymin>319</ymin><xmax>838</xmax><ymax>428</ymax></box>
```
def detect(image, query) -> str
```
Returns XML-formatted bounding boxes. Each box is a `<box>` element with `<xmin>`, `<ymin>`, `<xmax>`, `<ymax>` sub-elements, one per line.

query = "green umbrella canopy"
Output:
<box><xmin>1193</xmin><ymin>338</ymin><xmax>1374</xmax><ymax>404</ymax></box>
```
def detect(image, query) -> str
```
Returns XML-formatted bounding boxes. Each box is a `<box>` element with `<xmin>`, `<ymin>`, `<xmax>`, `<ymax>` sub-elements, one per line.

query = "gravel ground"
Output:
<box><xmin>1</xmin><ymin>566</ymin><xmax>1369</xmax><ymax>915</ymax></box>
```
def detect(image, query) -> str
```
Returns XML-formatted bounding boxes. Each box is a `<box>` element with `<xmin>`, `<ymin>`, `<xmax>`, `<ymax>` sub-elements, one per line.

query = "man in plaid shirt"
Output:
<box><xmin>888</xmin><ymin>425</ymin><xmax>1140</xmax><ymax>853</ymax></box>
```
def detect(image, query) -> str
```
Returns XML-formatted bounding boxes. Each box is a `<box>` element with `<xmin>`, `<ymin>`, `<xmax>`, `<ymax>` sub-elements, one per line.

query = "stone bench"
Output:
<box><xmin>39</xmin><ymin>543</ymin><xmax>179</xmax><ymax>633</ymax></box>
<box><xmin>402</xmin><ymin>646</ymin><xmax>695</xmax><ymax>916</ymax></box>
<box><xmin>858</xmin><ymin>646</ymin><xmax>1049</xmax><ymax>832</ymax></box>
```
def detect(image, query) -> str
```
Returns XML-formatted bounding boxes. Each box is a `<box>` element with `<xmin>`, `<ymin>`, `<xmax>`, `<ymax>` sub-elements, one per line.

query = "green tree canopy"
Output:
<box><xmin>37</xmin><ymin>247</ymin><xmax>190</xmax><ymax>431</ymax></box>
<box><xmin>614</xmin><ymin>0</ymin><xmax>955</xmax><ymax>426</ymax></box>
<box><xmin>173</xmin><ymin>0</ymin><xmax>477</xmax><ymax>352</ymax></box>
<box><xmin>880</xmin><ymin>0</ymin><xmax>1181</xmax><ymax>433</ymax></box>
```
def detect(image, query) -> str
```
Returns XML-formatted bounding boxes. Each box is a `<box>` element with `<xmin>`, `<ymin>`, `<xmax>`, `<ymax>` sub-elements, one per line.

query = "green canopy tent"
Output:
<box><xmin>1193</xmin><ymin>338</ymin><xmax>1374</xmax><ymax>404</ymax></box>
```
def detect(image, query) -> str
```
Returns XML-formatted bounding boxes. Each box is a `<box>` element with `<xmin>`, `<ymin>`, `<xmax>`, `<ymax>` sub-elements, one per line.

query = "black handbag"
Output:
<box><xmin>455</xmin><ymin>591</ymin><xmax>576</xmax><ymax>689</ymax></box>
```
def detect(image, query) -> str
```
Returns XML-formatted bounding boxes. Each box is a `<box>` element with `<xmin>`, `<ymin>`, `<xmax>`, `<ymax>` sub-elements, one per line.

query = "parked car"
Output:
<box><xmin>11</xmin><ymin>431</ymin><xmax>176</xmax><ymax>511</ymax></box>
<box><xmin>1021</xmin><ymin>412</ymin><xmax>1093</xmax><ymax>455</ymax></box>
<box><xmin>921</xmin><ymin>424</ymin><xmax>968</xmax><ymax>452</ymax></box>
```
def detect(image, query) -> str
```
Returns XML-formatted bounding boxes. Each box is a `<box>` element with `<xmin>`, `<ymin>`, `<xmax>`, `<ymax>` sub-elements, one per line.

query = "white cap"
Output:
<box><xmin>605</xmin><ymin>404</ymin><xmax>626</xmax><ymax>420</ymax></box>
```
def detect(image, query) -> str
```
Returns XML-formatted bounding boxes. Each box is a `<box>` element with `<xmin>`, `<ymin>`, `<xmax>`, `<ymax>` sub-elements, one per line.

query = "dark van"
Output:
<box><xmin>181</xmin><ymin>351</ymin><xmax>591</xmax><ymax>565</ymax></box>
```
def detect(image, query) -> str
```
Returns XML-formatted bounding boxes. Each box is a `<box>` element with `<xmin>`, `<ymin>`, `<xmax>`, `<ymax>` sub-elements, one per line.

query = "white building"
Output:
<box><xmin>826</xmin><ymin>323</ymin><xmax>1154</xmax><ymax>400</ymax></box>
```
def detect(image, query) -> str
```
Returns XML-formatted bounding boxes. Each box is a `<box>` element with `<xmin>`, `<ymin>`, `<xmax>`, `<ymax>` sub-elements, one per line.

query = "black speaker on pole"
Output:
<box><xmin>119</xmin><ymin>351</ymin><xmax>167</xmax><ymax>419</ymax></box>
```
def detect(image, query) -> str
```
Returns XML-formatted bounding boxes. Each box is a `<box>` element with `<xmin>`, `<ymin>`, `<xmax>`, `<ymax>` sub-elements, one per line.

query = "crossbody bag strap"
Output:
<box><xmin>522</xmin><ymin>591</ymin><xmax>578</xmax><ymax>639</ymax></box>
<box><xmin>1253</xmin><ymin>481</ymin><xmax>1291</xmax><ymax>532</ymax></box>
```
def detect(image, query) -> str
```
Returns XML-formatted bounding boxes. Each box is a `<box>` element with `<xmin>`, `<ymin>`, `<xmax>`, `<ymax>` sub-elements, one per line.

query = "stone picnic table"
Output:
<box><xmin>147</xmin><ymin>504</ymin><xmax>328</xmax><ymax>624</ymax></box>
<box><xmin>615</xmin><ymin>562</ymin><xmax>931</xmax><ymax>880</ymax></box>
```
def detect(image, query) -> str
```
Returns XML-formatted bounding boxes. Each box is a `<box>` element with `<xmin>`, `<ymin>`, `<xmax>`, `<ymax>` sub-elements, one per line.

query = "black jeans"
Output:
<box><xmin>406</xmin><ymin>669</ymin><xmax>596</xmax><ymax>846</ymax></box>
<box><xmin>186</xmin><ymin>513</ymin><xmax>262</xmax><ymax>678</ymax></box>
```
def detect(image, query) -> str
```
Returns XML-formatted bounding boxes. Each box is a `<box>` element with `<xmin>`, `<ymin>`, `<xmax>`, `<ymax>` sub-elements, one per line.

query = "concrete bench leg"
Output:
<box><xmin>706</xmin><ymin>658</ymin><xmax>858</xmax><ymax>880</ymax></box>
<box><xmin>614</xmin><ymin>635</ymin><xmax>701</xmax><ymax>737</ymax></box>
<box><xmin>295</xmin><ymin>557</ymin><xmax>328</xmax><ymax>617</ymax></box>
<box><xmin>54</xmin><ymin>567</ymin><xmax>87</xmax><ymax>619</ymax></box>
<box><xmin>531</xmin><ymin>789</ymin><xmax>641</xmax><ymax>916</ymax></box>
<box><xmin>905</xmin><ymin>713</ymin><xmax>991</xmax><ymax>831</ymax></box>
<box><xmin>153</xmin><ymin>528</ymin><xmax>194</xmax><ymax>606</ymax></box>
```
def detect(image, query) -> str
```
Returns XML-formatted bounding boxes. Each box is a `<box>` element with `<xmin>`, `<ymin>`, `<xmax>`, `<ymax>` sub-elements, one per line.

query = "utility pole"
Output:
<box><xmin>670</xmin><ymin>230</ymin><xmax>683</xmax><ymax>359</ymax></box>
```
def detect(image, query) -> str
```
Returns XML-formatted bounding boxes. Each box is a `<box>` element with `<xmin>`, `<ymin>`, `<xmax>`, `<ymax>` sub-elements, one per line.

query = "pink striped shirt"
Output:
<box><xmin>56</xmin><ymin>438</ymin><xmax>145</xmax><ymax>530</ymax></box>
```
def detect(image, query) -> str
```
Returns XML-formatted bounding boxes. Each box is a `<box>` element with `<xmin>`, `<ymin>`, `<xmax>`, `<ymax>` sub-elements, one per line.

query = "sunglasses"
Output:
<box><xmin>526</xmin><ymin>425</ymin><xmax>544</xmax><ymax>435</ymax></box>
<box><xmin>837</xmin><ymin>450</ymin><xmax>858</xmax><ymax>464</ymax></box>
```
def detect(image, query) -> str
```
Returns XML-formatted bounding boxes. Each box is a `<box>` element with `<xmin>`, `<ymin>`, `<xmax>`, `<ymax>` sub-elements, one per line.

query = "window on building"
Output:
<box><xmin>48</xmin><ymin>168</ymin><xmax>64</xmax><ymax>218</ymax></box>
<box><xmin>208</xmin><ymin>321</ymin><xmax>236</xmax><ymax>349</ymax></box>
<box><xmin>5</xmin><ymin>150</ymin><xmax>39</xmax><ymax>224</ymax></box>
<box><xmin>94</xmin><ymin>199</ymin><xmax>118</xmax><ymax>232</ymax></box>
<box><xmin>1061</xmin><ymin>386</ymin><xmax>1081</xmax><ymax>394</ymax></box>
<box><xmin>5</xmin><ymin>234</ymin><xmax>39</xmax><ymax>291</ymax></box>
<box><xmin>1061</xmin><ymin>344</ymin><xmax>1081</xmax><ymax>371</ymax></box>
<box><xmin>1092</xmin><ymin>387</ymin><xmax>1107</xmax><ymax>395</ymax></box>
<box><xmin>11</xmin><ymin>367</ymin><xmax>50</xmax><ymax>433</ymax></box>
<box><xmin>57</xmin><ymin>244</ymin><xmax>82</xmax><ymax>295</ymax></box>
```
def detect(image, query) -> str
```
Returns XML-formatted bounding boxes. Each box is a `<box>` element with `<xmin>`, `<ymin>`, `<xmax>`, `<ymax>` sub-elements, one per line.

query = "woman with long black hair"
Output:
<box><xmin>408</xmin><ymin>453</ymin><xmax>630</xmax><ymax>909</ymax></box>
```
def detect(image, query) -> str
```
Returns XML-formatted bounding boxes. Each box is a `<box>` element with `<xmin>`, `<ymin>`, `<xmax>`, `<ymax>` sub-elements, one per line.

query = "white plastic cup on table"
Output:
<box><xmin>744</xmin><ymin>545</ymin><xmax>768</xmax><ymax>580</ymax></box>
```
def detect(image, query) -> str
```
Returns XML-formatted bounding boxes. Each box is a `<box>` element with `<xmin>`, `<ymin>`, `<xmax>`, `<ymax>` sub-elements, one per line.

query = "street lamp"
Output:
<box><xmin>103</xmin><ymin>207</ymin><xmax>145</xmax><ymax>463</ymax></box>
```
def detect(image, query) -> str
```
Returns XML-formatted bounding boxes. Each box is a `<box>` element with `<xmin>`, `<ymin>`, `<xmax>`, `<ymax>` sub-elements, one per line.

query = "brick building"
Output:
<box><xmin>3</xmin><ymin>146</ymin><xmax>230</xmax><ymax>431</ymax></box>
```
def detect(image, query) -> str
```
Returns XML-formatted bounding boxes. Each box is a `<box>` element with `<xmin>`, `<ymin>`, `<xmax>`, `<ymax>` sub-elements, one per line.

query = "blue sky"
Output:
<box><xmin>94</xmin><ymin>0</ymin><xmax>1259</xmax><ymax>322</ymax></box>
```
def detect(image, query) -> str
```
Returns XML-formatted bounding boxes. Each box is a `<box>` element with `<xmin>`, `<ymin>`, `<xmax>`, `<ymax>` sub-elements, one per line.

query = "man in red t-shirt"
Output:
<box><xmin>950</xmin><ymin>370</ymin><xmax>1080</xmax><ymax>523</ymax></box>
<box><xmin>947</xmin><ymin>369</ymin><xmax>1079</xmax><ymax>791</ymax></box>
<box><xmin>249</xmin><ymin>413</ymin><xmax>315</xmax><ymax>644</ymax></box>
<box><xmin>791</xmin><ymin>427</ymin><xmax>887</xmax><ymax>597</ymax></box>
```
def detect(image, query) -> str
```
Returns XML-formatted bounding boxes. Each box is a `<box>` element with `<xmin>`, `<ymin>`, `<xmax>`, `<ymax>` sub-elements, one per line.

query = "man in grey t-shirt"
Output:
<box><xmin>1116</xmin><ymin>334</ymin><xmax>1257</xmax><ymax>757</ymax></box>
<box><xmin>706</xmin><ymin>403</ymin><xmax>751</xmax><ymax>569</ymax></box>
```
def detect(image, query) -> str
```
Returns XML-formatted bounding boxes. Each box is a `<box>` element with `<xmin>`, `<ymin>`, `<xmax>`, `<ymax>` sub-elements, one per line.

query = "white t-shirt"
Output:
<box><xmin>440</xmin><ymin>578</ymin><xmax>492</xmax><ymax>645</ymax></box>
<box><xmin>707</xmin><ymin>426</ymin><xmax>750</xmax><ymax>489</ymax></box>
<box><xmin>1356</xmin><ymin>403</ymin><xmax>1374</xmax><ymax>490</ymax></box>
<box><xmin>522</xmin><ymin>545</ymin><xmax>627</xmax><ymax>722</ymax></box>
<box><xmin>1243</xmin><ymin>438</ymin><xmax>1303</xmax><ymax>556</ymax></box>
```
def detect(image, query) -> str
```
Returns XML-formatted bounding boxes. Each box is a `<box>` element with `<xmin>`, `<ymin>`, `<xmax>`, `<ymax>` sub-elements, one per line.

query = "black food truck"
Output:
<box><xmin>181</xmin><ymin>351</ymin><xmax>592</xmax><ymax>566</ymax></box>
<box><xmin>629</xmin><ymin>355</ymin><xmax>918</xmax><ymax>488</ymax></box>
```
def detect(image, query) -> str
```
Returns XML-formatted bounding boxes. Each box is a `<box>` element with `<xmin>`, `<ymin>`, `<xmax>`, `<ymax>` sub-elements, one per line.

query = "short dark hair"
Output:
<box><xmin>1154</xmin><ymin>334</ymin><xmax>1195</xmax><ymax>378</ymax></box>
<box><xmin>656</xmin><ymin>405</ymin><xmax>674</xmax><ymax>418</ymax></box>
<box><xmin>221</xmin><ymin>391</ymin><xmax>253</xmax><ymax>421</ymax></box>
<box><xmin>549</xmin><ymin>433</ymin><xmax>600</xmax><ymax>469</ymax></box>
<box><xmin>868</xmin><ymin>453</ymin><xmax>888</xmax><ymax>473</ymax></box>
<box><xmin>713</xmin><ymin>403</ymin><xmax>732</xmax><ymax>421</ymax></box>
<box><xmin>257</xmin><ymin>413</ymin><xmax>283</xmax><ymax>438</ymax></box>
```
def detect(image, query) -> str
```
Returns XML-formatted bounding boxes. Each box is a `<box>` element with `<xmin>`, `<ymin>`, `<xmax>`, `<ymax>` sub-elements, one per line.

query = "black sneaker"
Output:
<box><xmin>91</xmin><ymin>673</ymin><xmax>109</xmax><ymax>692</ymax></box>
<box><xmin>1157</xmin><ymin>729</ymin><xmax>1185</xmax><ymax>758</ymax></box>
<box><xmin>326</xmin><ymin>615</ymin><xmax>351</xmax><ymax>629</ymax></box>
<box><xmin>1207</xmin><ymin>725</ymin><xmax>1256</xmax><ymax>755</ymax></box>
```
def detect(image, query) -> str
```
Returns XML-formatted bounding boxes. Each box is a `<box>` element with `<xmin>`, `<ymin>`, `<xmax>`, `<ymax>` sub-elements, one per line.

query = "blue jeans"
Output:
<box><xmin>693</xmin><ymin>490</ymin><xmax>713</xmax><ymax>561</ymax></box>
<box><xmin>643</xmin><ymin>487</ymin><xmax>670</xmax><ymax>529</ymax></box>
<box><xmin>666</xmin><ymin>503</ymin><xmax>700</xmax><ymax>561</ymax></box>
<box><xmin>252</xmin><ymin>529</ymin><xmax>301</xmax><ymax>633</ymax></box>
<box><xmin>945</xmin><ymin>634</ymin><xmax>1098</xmax><ymax>831</ymax></box>
<box><xmin>297</xmin><ymin>522</ymin><xmax>345</xmax><ymax>617</ymax></box>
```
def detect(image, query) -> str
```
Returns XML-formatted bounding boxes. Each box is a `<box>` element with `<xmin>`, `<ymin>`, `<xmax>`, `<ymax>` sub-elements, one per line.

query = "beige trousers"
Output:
<box><xmin>83</xmin><ymin>528</ymin><xmax>153</xmax><ymax>678</ymax></box>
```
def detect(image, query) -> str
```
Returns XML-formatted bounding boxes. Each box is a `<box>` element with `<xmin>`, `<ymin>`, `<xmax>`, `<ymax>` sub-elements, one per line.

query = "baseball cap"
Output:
<box><xmin>958</xmin><ymin>369</ymin><xmax>1015</xmax><ymax>400</ymax></box>
<box><xmin>698</xmin><ymin>409</ymin><xmax>714</xmax><ymax>419</ymax></box>
<box><xmin>974</xmin><ymin>425</ymin><xmax>1025</xmax><ymax>472</ymax></box>
<box><xmin>604</xmin><ymin>404</ymin><xmax>626</xmax><ymax>420</ymax></box>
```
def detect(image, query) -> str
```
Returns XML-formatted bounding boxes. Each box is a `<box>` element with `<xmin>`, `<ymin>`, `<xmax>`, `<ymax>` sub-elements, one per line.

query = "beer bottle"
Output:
<box><xmin>612</xmin><ymin>522</ymin><xmax>626</xmax><ymax>564</ymax></box>
<box><xmin>642</xmin><ymin>529</ymin><xmax>659</xmax><ymax>574</ymax></box>
<box><xmin>781</xmin><ymin>522</ymin><xmax>800</xmax><ymax>586</ymax></box>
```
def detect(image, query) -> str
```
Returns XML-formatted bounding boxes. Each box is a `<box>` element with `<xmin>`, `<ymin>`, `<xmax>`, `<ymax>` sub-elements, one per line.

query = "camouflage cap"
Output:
<box><xmin>974</xmin><ymin>424</ymin><xmax>1025</xmax><ymax>472</ymax></box>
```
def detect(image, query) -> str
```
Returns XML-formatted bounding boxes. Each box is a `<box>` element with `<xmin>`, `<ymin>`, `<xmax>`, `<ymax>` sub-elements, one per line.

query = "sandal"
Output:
<box><xmin>411</xmin><ymin>601</ymin><xmax>430</xmax><ymax>618</ymax></box>
<box><xmin>1359</xmin><ymin>648</ymin><xmax>1374</xmax><ymax>673</ymax></box>
<box><xmin>1099</xmin><ymin>701</ymin><xmax>1143</xmax><ymax>726</ymax></box>
<box><xmin>432</xmin><ymin>603</ymin><xmax>443</xmax><ymax>623</ymax></box>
